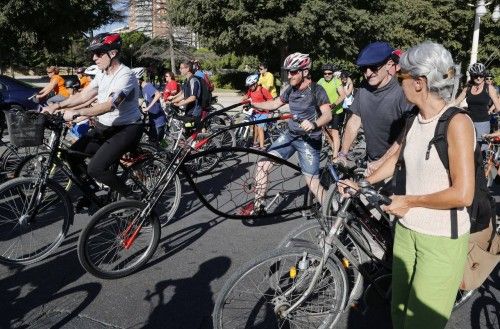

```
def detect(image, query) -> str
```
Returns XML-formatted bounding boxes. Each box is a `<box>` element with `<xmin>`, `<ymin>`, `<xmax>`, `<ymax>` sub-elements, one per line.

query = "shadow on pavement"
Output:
<box><xmin>0</xmin><ymin>249</ymin><xmax>101</xmax><ymax>328</ymax></box>
<box><xmin>470</xmin><ymin>265</ymin><xmax>500</xmax><ymax>329</ymax></box>
<box><xmin>141</xmin><ymin>256</ymin><xmax>231</xmax><ymax>329</ymax></box>
<box><xmin>139</xmin><ymin>217</ymin><xmax>227</xmax><ymax>273</ymax></box>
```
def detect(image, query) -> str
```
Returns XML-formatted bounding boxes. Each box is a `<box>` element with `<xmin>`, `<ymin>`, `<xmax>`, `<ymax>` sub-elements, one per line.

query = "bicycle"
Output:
<box><xmin>213</xmin><ymin>177</ymin><xmax>476</xmax><ymax>328</ymax></box>
<box><xmin>0</xmin><ymin>110</ymin><xmax>180</xmax><ymax>265</ymax></box>
<box><xmin>483</xmin><ymin>134</ymin><xmax>500</xmax><ymax>187</ymax></box>
<box><xmin>77</xmin><ymin>113</ymin><xmax>321</xmax><ymax>279</ymax></box>
<box><xmin>231</xmin><ymin>104</ymin><xmax>287</xmax><ymax>148</ymax></box>
<box><xmin>283</xmin><ymin>167</ymin><xmax>476</xmax><ymax>306</ymax></box>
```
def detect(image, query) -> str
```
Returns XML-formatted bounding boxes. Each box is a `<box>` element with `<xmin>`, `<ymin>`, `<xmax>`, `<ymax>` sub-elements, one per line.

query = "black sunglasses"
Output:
<box><xmin>360</xmin><ymin>63</ymin><xmax>385</xmax><ymax>73</ymax></box>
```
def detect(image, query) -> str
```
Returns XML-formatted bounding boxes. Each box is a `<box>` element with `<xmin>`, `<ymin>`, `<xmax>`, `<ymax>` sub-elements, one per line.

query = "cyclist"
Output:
<box><xmin>241</xmin><ymin>73</ymin><xmax>273</xmax><ymax>150</ymax></box>
<box><xmin>454</xmin><ymin>63</ymin><xmax>500</xmax><ymax>149</ymax></box>
<box><xmin>43</xmin><ymin>32</ymin><xmax>143</xmax><ymax>199</ymax></box>
<box><xmin>76</xmin><ymin>67</ymin><xmax>92</xmax><ymax>90</ymax></box>
<box><xmin>335</xmin><ymin>41</ymin><xmax>412</xmax><ymax>176</ymax></box>
<box><xmin>340</xmin><ymin>71</ymin><xmax>354</xmax><ymax>113</ymax></box>
<box><xmin>162</xmin><ymin>71</ymin><xmax>180</xmax><ymax>103</ymax></box>
<box><xmin>134</xmin><ymin>67</ymin><xmax>166</xmax><ymax>144</ymax></box>
<box><xmin>240</xmin><ymin>53</ymin><xmax>332</xmax><ymax>215</ymax></box>
<box><xmin>168</xmin><ymin>60</ymin><xmax>203</xmax><ymax>121</ymax></box>
<box><xmin>341</xmin><ymin>41</ymin><xmax>475</xmax><ymax>329</ymax></box>
<box><xmin>318</xmin><ymin>63</ymin><xmax>346</xmax><ymax>159</ymax></box>
<box><xmin>258</xmin><ymin>62</ymin><xmax>278</xmax><ymax>98</ymax></box>
<box><xmin>36</xmin><ymin>66</ymin><xmax>70</xmax><ymax>104</ymax></box>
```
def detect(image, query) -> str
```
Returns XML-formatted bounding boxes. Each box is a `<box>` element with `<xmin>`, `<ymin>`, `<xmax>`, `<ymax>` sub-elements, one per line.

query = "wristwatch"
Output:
<box><xmin>312</xmin><ymin>122</ymin><xmax>318</xmax><ymax>130</ymax></box>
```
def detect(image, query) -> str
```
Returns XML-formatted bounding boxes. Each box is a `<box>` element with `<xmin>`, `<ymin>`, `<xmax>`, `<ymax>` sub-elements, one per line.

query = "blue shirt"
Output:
<box><xmin>142</xmin><ymin>83</ymin><xmax>166</xmax><ymax>127</ymax></box>
<box><xmin>280</xmin><ymin>83</ymin><xmax>330</xmax><ymax>140</ymax></box>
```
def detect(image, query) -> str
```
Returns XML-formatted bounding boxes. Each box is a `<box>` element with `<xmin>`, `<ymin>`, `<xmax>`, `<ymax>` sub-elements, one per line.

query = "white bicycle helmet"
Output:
<box><xmin>283</xmin><ymin>52</ymin><xmax>312</xmax><ymax>71</ymax></box>
<box><xmin>245</xmin><ymin>73</ymin><xmax>259</xmax><ymax>86</ymax></box>
<box><xmin>469</xmin><ymin>63</ymin><xmax>486</xmax><ymax>76</ymax></box>
<box><xmin>132</xmin><ymin>67</ymin><xmax>146</xmax><ymax>79</ymax></box>
<box><xmin>84</xmin><ymin>65</ymin><xmax>100</xmax><ymax>76</ymax></box>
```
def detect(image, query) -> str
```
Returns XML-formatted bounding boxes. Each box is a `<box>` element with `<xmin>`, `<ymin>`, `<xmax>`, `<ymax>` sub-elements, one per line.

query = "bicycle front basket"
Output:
<box><xmin>5</xmin><ymin>110</ymin><xmax>46</xmax><ymax>147</ymax></box>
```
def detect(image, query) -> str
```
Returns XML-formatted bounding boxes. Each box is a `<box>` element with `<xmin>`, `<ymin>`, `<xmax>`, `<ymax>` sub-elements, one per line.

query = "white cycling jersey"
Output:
<box><xmin>89</xmin><ymin>64</ymin><xmax>141</xmax><ymax>126</ymax></box>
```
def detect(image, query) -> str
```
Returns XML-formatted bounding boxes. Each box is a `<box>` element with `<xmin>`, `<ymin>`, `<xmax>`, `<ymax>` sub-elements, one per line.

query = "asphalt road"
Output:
<box><xmin>0</xmin><ymin>93</ymin><xmax>499</xmax><ymax>329</ymax></box>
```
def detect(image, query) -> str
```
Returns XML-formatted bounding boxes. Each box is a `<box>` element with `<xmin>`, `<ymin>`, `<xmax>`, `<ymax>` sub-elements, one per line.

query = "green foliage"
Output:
<box><xmin>172</xmin><ymin>0</ymin><xmax>499</xmax><ymax>75</ymax></box>
<box><xmin>0</xmin><ymin>0</ymin><xmax>121</xmax><ymax>68</ymax></box>
<box><xmin>211</xmin><ymin>71</ymin><xmax>248</xmax><ymax>90</ymax></box>
<box><xmin>193</xmin><ymin>49</ymin><xmax>260</xmax><ymax>72</ymax></box>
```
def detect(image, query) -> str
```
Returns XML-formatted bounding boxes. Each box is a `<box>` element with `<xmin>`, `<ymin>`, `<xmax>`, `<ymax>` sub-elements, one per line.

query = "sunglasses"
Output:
<box><xmin>46</xmin><ymin>71</ymin><xmax>54</xmax><ymax>74</ymax></box>
<box><xmin>396</xmin><ymin>72</ymin><xmax>413</xmax><ymax>84</ymax></box>
<box><xmin>360</xmin><ymin>63</ymin><xmax>385</xmax><ymax>73</ymax></box>
<box><xmin>92</xmin><ymin>51</ymin><xmax>107</xmax><ymax>58</ymax></box>
<box><xmin>471</xmin><ymin>75</ymin><xmax>484</xmax><ymax>79</ymax></box>
<box><xmin>324</xmin><ymin>72</ymin><xmax>333</xmax><ymax>76</ymax></box>
<box><xmin>287</xmin><ymin>70</ymin><xmax>302</xmax><ymax>76</ymax></box>
<box><xmin>485</xmin><ymin>77</ymin><xmax>493</xmax><ymax>81</ymax></box>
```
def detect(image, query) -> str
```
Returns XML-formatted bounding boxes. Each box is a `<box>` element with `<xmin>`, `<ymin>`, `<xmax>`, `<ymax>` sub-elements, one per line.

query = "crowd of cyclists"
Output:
<box><xmin>4</xmin><ymin>30</ymin><xmax>500</xmax><ymax>329</ymax></box>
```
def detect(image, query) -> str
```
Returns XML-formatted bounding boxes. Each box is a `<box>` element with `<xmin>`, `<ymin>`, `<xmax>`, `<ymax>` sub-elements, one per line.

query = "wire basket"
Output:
<box><xmin>4</xmin><ymin>110</ymin><xmax>46</xmax><ymax>147</ymax></box>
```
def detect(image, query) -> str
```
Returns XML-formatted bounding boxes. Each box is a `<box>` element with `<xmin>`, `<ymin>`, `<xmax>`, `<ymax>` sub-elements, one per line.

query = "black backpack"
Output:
<box><xmin>394</xmin><ymin>106</ymin><xmax>495</xmax><ymax>238</ymax></box>
<box><xmin>193</xmin><ymin>75</ymin><xmax>212</xmax><ymax>109</ymax></box>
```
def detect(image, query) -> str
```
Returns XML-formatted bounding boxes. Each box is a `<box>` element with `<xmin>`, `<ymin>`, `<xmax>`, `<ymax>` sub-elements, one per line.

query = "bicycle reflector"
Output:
<box><xmin>289</xmin><ymin>266</ymin><xmax>297</xmax><ymax>279</ymax></box>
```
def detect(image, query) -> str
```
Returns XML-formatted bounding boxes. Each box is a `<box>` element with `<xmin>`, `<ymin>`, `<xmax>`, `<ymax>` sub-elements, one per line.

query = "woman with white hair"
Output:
<box><xmin>340</xmin><ymin>41</ymin><xmax>475</xmax><ymax>328</ymax></box>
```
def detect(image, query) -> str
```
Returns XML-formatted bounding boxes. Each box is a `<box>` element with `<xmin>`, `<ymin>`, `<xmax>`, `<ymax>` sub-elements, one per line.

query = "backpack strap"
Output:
<box><xmin>426</xmin><ymin>106</ymin><xmax>468</xmax><ymax>239</ymax></box>
<box><xmin>391</xmin><ymin>107</ymin><xmax>419</xmax><ymax>195</ymax></box>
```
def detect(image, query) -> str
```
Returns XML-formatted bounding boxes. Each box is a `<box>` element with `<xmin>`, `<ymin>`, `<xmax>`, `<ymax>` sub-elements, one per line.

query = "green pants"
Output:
<box><xmin>391</xmin><ymin>222</ymin><xmax>469</xmax><ymax>329</ymax></box>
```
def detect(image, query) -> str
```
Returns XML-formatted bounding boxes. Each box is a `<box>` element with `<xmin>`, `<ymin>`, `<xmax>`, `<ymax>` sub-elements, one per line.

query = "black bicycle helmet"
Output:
<box><xmin>87</xmin><ymin>33</ymin><xmax>122</xmax><ymax>53</ymax></box>
<box><xmin>321</xmin><ymin>63</ymin><xmax>335</xmax><ymax>72</ymax></box>
<box><xmin>469</xmin><ymin>63</ymin><xmax>486</xmax><ymax>76</ymax></box>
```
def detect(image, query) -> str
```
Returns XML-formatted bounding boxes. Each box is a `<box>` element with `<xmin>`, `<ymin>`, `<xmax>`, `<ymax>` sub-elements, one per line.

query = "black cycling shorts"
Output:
<box><xmin>327</xmin><ymin>112</ymin><xmax>345</xmax><ymax>130</ymax></box>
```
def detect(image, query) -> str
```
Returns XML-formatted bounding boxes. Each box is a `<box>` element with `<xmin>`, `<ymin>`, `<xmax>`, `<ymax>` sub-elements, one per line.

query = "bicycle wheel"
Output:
<box><xmin>187</xmin><ymin>147</ymin><xmax>312</xmax><ymax>219</ymax></box>
<box><xmin>124</xmin><ymin>158</ymin><xmax>181</xmax><ymax>227</ymax></box>
<box><xmin>0</xmin><ymin>145</ymin><xmax>45</xmax><ymax>180</ymax></box>
<box><xmin>213</xmin><ymin>246</ymin><xmax>348</xmax><ymax>329</ymax></box>
<box><xmin>184</xmin><ymin>135</ymin><xmax>222</xmax><ymax>176</ymax></box>
<box><xmin>278</xmin><ymin>220</ymin><xmax>370</xmax><ymax>303</ymax></box>
<box><xmin>206</xmin><ymin>115</ymin><xmax>237</xmax><ymax>148</ymax></box>
<box><xmin>14</xmin><ymin>152</ymin><xmax>72</xmax><ymax>190</ymax></box>
<box><xmin>0</xmin><ymin>177</ymin><xmax>73</xmax><ymax>265</ymax></box>
<box><xmin>78</xmin><ymin>199</ymin><xmax>160</xmax><ymax>279</ymax></box>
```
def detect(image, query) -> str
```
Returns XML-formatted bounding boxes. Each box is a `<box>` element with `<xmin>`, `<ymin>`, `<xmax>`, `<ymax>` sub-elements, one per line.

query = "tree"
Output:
<box><xmin>171</xmin><ymin>0</ymin><xmax>499</xmax><ymax>74</ymax></box>
<box><xmin>0</xmin><ymin>0</ymin><xmax>123</xmax><ymax>69</ymax></box>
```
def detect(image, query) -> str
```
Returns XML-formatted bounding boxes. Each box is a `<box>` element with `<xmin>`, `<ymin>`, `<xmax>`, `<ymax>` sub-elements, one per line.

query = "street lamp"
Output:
<box><xmin>469</xmin><ymin>1</ymin><xmax>499</xmax><ymax>71</ymax></box>
<box><xmin>129</xmin><ymin>44</ymin><xmax>134</xmax><ymax>68</ymax></box>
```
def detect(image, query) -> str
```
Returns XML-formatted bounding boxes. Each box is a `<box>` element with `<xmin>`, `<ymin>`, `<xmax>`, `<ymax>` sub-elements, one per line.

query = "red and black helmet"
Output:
<box><xmin>87</xmin><ymin>33</ymin><xmax>122</xmax><ymax>53</ymax></box>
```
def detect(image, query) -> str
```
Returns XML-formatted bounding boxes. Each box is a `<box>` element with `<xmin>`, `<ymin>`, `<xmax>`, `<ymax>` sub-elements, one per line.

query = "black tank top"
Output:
<box><xmin>466</xmin><ymin>85</ymin><xmax>490</xmax><ymax>122</ymax></box>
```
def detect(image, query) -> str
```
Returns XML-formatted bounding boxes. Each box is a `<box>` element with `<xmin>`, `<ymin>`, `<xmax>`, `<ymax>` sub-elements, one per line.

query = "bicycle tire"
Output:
<box><xmin>186</xmin><ymin>147</ymin><xmax>312</xmax><ymax>219</ymax></box>
<box><xmin>278</xmin><ymin>220</ymin><xmax>370</xmax><ymax>303</ymax></box>
<box><xmin>124</xmin><ymin>157</ymin><xmax>181</xmax><ymax>227</ymax></box>
<box><xmin>77</xmin><ymin>199</ymin><xmax>160</xmax><ymax>279</ymax></box>
<box><xmin>0</xmin><ymin>145</ymin><xmax>45</xmax><ymax>179</ymax></box>
<box><xmin>213</xmin><ymin>246</ymin><xmax>348</xmax><ymax>329</ymax></box>
<box><xmin>0</xmin><ymin>177</ymin><xmax>73</xmax><ymax>265</ymax></box>
<box><xmin>14</xmin><ymin>151</ymin><xmax>72</xmax><ymax>190</ymax></box>
<box><xmin>185</xmin><ymin>135</ymin><xmax>222</xmax><ymax>176</ymax></box>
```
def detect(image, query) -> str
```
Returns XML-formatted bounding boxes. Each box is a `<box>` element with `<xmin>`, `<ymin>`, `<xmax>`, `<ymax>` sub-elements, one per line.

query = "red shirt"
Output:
<box><xmin>246</xmin><ymin>86</ymin><xmax>273</xmax><ymax>103</ymax></box>
<box><xmin>163</xmin><ymin>80</ymin><xmax>180</xmax><ymax>101</ymax></box>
